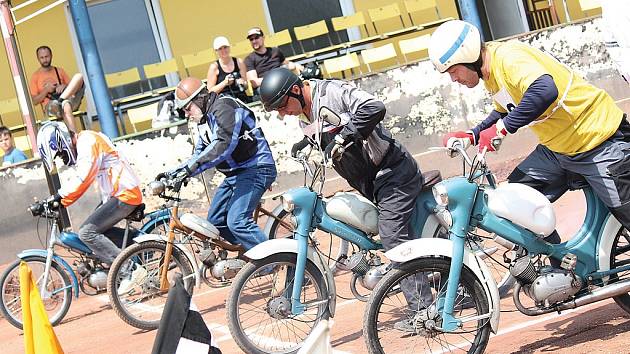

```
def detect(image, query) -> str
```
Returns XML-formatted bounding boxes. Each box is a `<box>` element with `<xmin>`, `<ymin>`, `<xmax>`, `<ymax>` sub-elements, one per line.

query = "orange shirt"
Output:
<box><xmin>29</xmin><ymin>66</ymin><xmax>70</xmax><ymax>107</ymax></box>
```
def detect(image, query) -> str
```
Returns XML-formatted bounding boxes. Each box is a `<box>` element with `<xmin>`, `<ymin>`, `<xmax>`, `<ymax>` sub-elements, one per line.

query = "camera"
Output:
<box><xmin>227</xmin><ymin>72</ymin><xmax>246</xmax><ymax>92</ymax></box>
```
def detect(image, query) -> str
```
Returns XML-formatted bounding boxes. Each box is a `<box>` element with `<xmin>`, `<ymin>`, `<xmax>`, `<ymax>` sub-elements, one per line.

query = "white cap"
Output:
<box><xmin>213</xmin><ymin>36</ymin><xmax>230</xmax><ymax>50</ymax></box>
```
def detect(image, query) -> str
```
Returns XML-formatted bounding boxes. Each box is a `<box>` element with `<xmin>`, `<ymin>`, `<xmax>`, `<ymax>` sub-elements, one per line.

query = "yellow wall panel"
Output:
<box><xmin>159</xmin><ymin>0</ymin><xmax>268</xmax><ymax>67</ymax></box>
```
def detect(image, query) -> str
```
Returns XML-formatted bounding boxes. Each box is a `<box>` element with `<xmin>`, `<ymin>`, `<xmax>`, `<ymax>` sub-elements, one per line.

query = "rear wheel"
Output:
<box><xmin>107</xmin><ymin>240</ymin><xmax>193</xmax><ymax>330</ymax></box>
<box><xmin>0</xmin><ymin>256</ymin><xmax>72</xmax><ymax>329</ymax></box>
<box><xmin>609</xmin><ymin>227</ymin><xmax>630</xmax><ymax>312</ymax></box>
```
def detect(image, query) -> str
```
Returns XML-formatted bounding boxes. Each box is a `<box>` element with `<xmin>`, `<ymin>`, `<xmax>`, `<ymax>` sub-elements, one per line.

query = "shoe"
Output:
<box><xmin>394</xmin><ymin>308</ymin><xmax>429</xmax><ymax>334</ymax></box>
<box><xmin>118</xmin><ymin>265</ymin><xmax>147</xmax><ymax>295</ymax></box>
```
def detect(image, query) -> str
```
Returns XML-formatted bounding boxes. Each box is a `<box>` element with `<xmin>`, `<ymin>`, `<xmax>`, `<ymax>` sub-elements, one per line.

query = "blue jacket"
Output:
<box><xmin>186</xmin><ymin>94</ymin><xmax>274</xmax><ymax>176</ymax></box>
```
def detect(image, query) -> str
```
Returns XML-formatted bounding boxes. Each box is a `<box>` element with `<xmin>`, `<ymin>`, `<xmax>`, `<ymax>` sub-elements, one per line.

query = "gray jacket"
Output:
<box><xmin>308</xmin><ymin>79</ymin><xmax>419</xmax><ymax>200</ymax></box>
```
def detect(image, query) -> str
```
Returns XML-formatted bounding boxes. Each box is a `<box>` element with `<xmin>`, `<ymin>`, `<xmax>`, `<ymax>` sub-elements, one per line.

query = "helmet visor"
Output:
<box><xmin>263</xmin><ymin>94</ymin><xmax>289</xmax><ymax>112</ymax></box>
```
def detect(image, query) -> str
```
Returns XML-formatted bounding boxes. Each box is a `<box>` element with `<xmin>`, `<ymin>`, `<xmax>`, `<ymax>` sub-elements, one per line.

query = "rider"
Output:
<box><xmin>36</xmin><ymin>122</ymin><xmax>143</xmax><ymax>265</ymax></box>
<box><xmin>161</xmin><ymin>77</ymin><xmax>276</xmax><ymax>251</ymax></box>
<box><xmin>432</xmin><ymin>20</ymin><xmax>630</xmax><ymax>254</ymax></box>
<box><xmin>259</xmin><ymin>67</ymin><xmax>433</xmax><ymax>331</ymax></box>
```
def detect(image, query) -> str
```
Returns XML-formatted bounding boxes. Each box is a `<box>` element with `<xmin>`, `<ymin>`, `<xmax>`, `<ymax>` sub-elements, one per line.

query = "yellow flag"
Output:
<box><xmin>20</xmin><ymin>261</ymin><xmax>64</xmax><ymax>354</ymax></box>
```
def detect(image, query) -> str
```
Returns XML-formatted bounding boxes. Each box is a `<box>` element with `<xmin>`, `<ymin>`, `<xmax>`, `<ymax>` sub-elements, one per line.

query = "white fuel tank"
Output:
<box><xmin>326</xmin><ymin>192</ymin><xmax>379</xmax><ymax>235</ymax></box>
<box><xmin>180</xmin><ymin>213</ymin><xmax>220</xmax><ymax>239</ymax></box>
<box><xmin>486</xmin><ymin>183</ymin><xmax>556</xmax><ymax>237</ymax></box>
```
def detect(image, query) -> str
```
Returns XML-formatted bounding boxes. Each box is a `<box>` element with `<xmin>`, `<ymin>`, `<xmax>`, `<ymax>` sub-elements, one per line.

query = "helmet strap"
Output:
<box><xmin>464</xmin><ymin>52</ymin><xmax>484</xmax><ymax>79</ymax></box>
<box><xmin>287</xmin><ymin>86</ymin><xmax>306</xmax><ymax>109</ymax></box>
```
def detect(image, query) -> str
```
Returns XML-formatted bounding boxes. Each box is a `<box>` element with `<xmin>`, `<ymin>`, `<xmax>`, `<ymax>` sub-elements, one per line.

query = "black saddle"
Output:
<box><xmin>126</xmin><ymin>203</ymin><xmax>146</xmax><ymax>222</ymax></box>
<box><xmin>421</xmin><ymin>170</ymin><xmax>442</xmax><ymax>191</ymax></box>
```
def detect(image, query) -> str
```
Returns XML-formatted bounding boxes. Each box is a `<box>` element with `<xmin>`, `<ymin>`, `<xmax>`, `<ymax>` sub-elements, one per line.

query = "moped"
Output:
<box><xmin>0</xmin><ymin>197</ymin><xmax>155</xmax><ymax>329</ymax></box>
<box><xmin>364</xmin><ymin>143</ymin><xmax>630</xmax><ymax>354</ymax></box>
<box><xmin>225</xmin><ymin>113</ymin><xmax>513</xmax><ymax>354</ymax></box>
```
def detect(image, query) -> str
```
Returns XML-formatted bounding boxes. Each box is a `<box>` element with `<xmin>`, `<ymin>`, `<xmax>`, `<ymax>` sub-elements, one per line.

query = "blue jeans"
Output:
<box><xmin>207</xmin><ymin>165</ymin><xmax>277</xmax><ymax>251</ymax></box>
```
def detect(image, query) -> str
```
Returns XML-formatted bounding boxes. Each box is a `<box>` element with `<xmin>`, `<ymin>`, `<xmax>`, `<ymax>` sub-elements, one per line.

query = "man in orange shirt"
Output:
<box><xmin>30</xmin><ymin>45</ymin><xmax>84</xmax><ymax>132</ymax></box>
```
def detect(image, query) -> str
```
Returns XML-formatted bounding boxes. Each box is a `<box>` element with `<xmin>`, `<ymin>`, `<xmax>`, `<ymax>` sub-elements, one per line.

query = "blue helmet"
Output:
<box><xmin>37</xmin><ymin>122</ymin><xmax>76</xmax><ymax>171</ymax></box>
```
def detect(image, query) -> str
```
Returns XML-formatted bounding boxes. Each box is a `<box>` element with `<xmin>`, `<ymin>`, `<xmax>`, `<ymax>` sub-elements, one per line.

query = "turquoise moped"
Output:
<box><xmin>364</xmin><ymin>143</ymin><xmax>630</xmax><ymax>353</ymax></box>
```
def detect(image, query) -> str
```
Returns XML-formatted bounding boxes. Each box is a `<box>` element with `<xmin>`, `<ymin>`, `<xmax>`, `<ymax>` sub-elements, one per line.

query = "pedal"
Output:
<box><xmin>560</xmin><ymin>253</ymin><xmax>578</xmax><ymax>271</ymax></box>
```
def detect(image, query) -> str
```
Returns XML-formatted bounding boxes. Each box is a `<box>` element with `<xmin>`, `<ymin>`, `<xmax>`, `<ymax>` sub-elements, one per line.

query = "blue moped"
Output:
<box><xmin>225</xmin><ymin>117</ymin><xmax>513</xmax><ymax>354</ymax></box>
<box><xmin>0</xmin><ymin>198</ymin><xmax>167</xmax><ymax>329</ymax></box>
<box><xmin>364</xmin><ymin>143</ymin><xmax>630</xmax><ymax>354</ymax></box>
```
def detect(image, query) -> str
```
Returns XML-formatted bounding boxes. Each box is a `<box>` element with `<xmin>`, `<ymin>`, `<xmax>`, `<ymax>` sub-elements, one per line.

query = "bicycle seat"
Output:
<box><xmin>126</xmin><ymin>203</ymin><xmax>145</xmax><ymax>222</ymax></box>
<box><xmin>421</xmin><ymin>170</ymin><xmax>442</xmax><ymax>191</ymax></box>
<box><xmin>180</xmin><ymin>213</ymin><xmax>220</xmax><ymax>239</ymax></box>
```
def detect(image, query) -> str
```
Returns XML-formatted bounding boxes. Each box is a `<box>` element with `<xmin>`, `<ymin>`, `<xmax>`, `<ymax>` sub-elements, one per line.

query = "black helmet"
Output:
<box><xmin>260</xmin><ymin>68</ymin><xmax>304</xmax><ymax>111</ymax></box>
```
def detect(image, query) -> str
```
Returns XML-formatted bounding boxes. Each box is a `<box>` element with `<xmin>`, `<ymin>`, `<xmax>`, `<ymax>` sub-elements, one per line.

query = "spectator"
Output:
<box><xmin>207</xmin><ymin>36</ymin><xmax>251</xmax><ymax>103</ymax></box>
<box><xmin>244</xmin><ymin>27</ymin><xmax>303</xmax><ymax>91</ymax></box>
<box><xmin>29</xmin><ymin>45</ymin><xmax>84</xmax><ymax>133</ymax></box>
<box><xmin>0</xmin><ymin>126</ymin><xmax>28</xmax><ymax>166</ymax></box>
<box><xmin>601</xmin><ymin>0</ymin><xmax>630</xmax><ymax>84</ymax></box>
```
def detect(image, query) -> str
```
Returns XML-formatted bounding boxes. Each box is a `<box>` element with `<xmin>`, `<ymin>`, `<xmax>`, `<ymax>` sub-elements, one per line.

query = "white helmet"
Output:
<box><xmin>37</xmin><ymin>121</ymin><xmax>76</xmax><ymax>171</ymax></box>
<box><xmin>429</xmin><ymin>20</ymin><xmax>481</xmax><ymax>73</ymax></box>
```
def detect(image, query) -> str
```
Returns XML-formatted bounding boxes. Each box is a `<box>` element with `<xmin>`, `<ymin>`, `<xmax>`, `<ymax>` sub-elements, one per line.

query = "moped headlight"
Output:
<box><xmin>432</xmin><ymin>183</ymin><xmax>449</xmax><ymax>207</ymax></box>
<box><xmin>281</xmin><ymin>194</ymin><xmax>295</xmax><ymax>212</ymax></box>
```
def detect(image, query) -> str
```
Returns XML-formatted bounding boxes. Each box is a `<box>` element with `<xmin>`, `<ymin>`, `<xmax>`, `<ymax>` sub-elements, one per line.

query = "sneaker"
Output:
<box><xmin>118</xmin><ymin>265</ymin><xmax>148</xmax><ymax>295</ymax></box>
<box><xmin>394</xmin><ymin>318</ymin><xmax>426</xmax><ymax>335</ymax></box>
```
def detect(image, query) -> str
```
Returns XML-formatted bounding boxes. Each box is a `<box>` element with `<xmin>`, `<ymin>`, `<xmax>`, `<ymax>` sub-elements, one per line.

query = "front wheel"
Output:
<box><xmin>363</xmin><ymin>257</ymin><xmax>491</xmax><ymax>354</ymax></box>
<box><xmin>0</xmin><ymin>256</ymin><xmax>73</xmax><ymax>329</ymax></box>
<box><xmin>107</xmin><ymin>240</ymin><xmax>194</xmax><ymax>330</ymax></box>
<box><xmin>226</xmin><ymin>253</ymin><xmax>330</xmax><ymax>354</ymax></box>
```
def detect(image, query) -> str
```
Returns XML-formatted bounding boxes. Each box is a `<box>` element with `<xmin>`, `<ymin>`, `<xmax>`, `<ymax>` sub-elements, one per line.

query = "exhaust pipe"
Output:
<box><xmin>515</xmin><ymin>277</ymin><xmax>630</xmax><ymax>315</ymax></box>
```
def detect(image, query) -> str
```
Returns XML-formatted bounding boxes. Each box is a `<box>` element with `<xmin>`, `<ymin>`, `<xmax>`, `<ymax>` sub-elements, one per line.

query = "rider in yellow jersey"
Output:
<box><xmin>432</xmin><ymin>20</ymin><xmax>630</xmax><ymax>252</ymax></box>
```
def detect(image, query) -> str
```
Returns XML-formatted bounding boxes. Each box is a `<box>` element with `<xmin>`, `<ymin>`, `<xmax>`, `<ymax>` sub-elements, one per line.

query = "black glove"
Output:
<box><xmin>155</xmin><ymin>172</ymin><xmax>168</xmax><ymax>181</ymax></box>
<box><xmin>291</xmin><ymin>136</ymin><xmax>311</xmax><ymax>158</ymax></box>
<box><xmin>324</xmin><ymin>139</ymin><xmax>339</xmax><ymax>162</ymax></box>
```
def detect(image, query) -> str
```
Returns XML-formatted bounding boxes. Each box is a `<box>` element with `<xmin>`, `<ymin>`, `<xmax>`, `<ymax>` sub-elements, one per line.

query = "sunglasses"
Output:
<box><xmin>248</xmin><ymin>35</ymin><xmax>262</xmax><ymax>41</ymax></box>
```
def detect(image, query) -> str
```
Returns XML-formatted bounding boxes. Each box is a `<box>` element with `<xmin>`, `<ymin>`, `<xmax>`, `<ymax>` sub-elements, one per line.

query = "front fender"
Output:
<box><xmin>133</xmin><ymin>234</ymin><xmax>200</xmax><ymax>288</ymax></box>
<box><xmin>18</xmin><ymin>249</ymin><xmax>80</xmax><ymax>298</ymax></box>
<box><xmin>386</xmin><ymin>238</ymin><xmax>500</xmax><ymax>333</ymax></box>
<box><xmin>245</xmin><ymin>238</ymin><xmax>337</xmax><ymax>316</ymax></box>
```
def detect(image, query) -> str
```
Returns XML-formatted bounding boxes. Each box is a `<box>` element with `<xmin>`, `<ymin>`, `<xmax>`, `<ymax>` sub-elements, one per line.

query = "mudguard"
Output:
<box><xmin>386</xmin><ymin>238</ymin><xmax>500</xmax><ymax>333</ymax></box>
<box><xmin>18</xmin><ymin>249</ymin><xmax>80</xmax><ymax>298</ymax></box>
<box><xmin>133</xmin><ymin>234</ymin><xmax>201</xmax><ymax>288</ymax></box>
<box><xmin>245</xmin><ymin>238</ymin><xmax>337</xmax><ymax>316</ymax></box>
<box><xmin>597</xmin><ymin>214</ymin><xmax>622</xmax><ymax>282</ymax></box>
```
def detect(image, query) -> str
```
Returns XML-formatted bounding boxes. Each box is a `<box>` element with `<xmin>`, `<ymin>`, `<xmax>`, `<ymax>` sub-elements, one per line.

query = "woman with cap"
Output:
<box><xmin>207</xmin><ymin>36</ymin><xmax>250</xmax><ymax>103</ymax></box>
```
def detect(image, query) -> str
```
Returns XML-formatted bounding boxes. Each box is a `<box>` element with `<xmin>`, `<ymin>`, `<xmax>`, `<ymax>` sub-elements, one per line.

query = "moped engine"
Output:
<box><xmin>88</xmin><ymin>270</ymin><xmax>108</xmax><ymax>290</ymax></box>
<box><xmin>525</xmin><ymin>269</ymin><xmax>582</xmax><ymax>305</ymax></box>
<box><xmin>211</xmin><ymin>259</ymin><xmax>246</xmax><ymax>280</ymax></box>
<box><xmin>510</xmin><ymin>254</ymin><xmax>582</xmax><ymax>305</ymax></box>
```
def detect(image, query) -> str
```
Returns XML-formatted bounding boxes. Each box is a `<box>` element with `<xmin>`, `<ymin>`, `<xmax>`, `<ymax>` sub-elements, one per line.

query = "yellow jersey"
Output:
<box><xmin>484</xmin><ymin>41</ymin><xmax>623</xmax><ymax>155</ymax></box>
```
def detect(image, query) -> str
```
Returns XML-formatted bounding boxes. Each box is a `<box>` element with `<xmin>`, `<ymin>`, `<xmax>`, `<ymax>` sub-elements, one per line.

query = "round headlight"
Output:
<box><xmin>148</xmin><ymin>181</ymin><xmax>166</xmax><ymax>195</ymax></box>
<box><xmin>432</xmin><ymin>183</ymin><xmax>449</xmax><ymax>207</ymax></box>
<box><xmin>281</xmin><ymin>194</ymin><xmax>295</xmax><ymax>212</ymax></box>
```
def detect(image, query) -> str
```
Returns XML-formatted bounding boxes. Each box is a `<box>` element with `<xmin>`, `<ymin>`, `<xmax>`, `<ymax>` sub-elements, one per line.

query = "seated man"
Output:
<box><xmin>37</xmin><ymin>121</ymin><xmax>142</xmax><ymax>266</ymax></box>
<box><xmin>244</xmin><ymin>27</ymin><xmax>303</xmax><ymax>92</ymax></box>
<box><xmin>0</xmin><ymin>126</ymin><xmax>27</xmax><ymax>166</ymax></box>
<box><xmin>162</xmin><ymin>77</ymin><xmax>277</xmax><ymax>251</ymax></box>
<box><xmin>30</xmin><ymin>45</ymin><xmax>84</xmax><ymax>132</ymax></box>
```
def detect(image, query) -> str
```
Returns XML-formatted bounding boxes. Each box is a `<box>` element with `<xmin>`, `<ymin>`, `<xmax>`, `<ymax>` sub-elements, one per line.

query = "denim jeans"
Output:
<box><xmin>79</xmin><ymin>197</ymin><xmax>137</xmax><ymax>265</ymax></box>
<box><xmin>207</xmin><ymin>164</ymin><xmax>277</xmax><ymax>251</ymax></box>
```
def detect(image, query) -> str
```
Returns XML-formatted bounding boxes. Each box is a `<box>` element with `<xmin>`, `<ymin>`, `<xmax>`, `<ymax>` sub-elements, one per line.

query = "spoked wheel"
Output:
<box><xmin>0</xmin><ymin>256</ymin><xmax>72</xmax><ymax>329</ymax></box>
<box><xmin>226</xmin><ymin>252</ymin><xmax>330</xmax><ymax>354</ymax></box>
<box><xmin>364</xmin><ymin>257</ymin><xmax>491</xmax><ymax>354</ymax></box>
<box><xmin>264</xmin><ymin>206</ymin><xmax>349</xmax><ymax>273</ymax></box>
<box><xmin>609</xmin><ymin>227</ymin><xmax>630</xmax><ymax>313</ymax></box>
<box><xmin>107</xmin><ymin>241</ymin><xmax>193</xmax><ymax>330</ymax></box>
<box><xmin>428</xmin><ymin>219</ymin><xmax>515</xmax><ymax>298</ymax></box>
